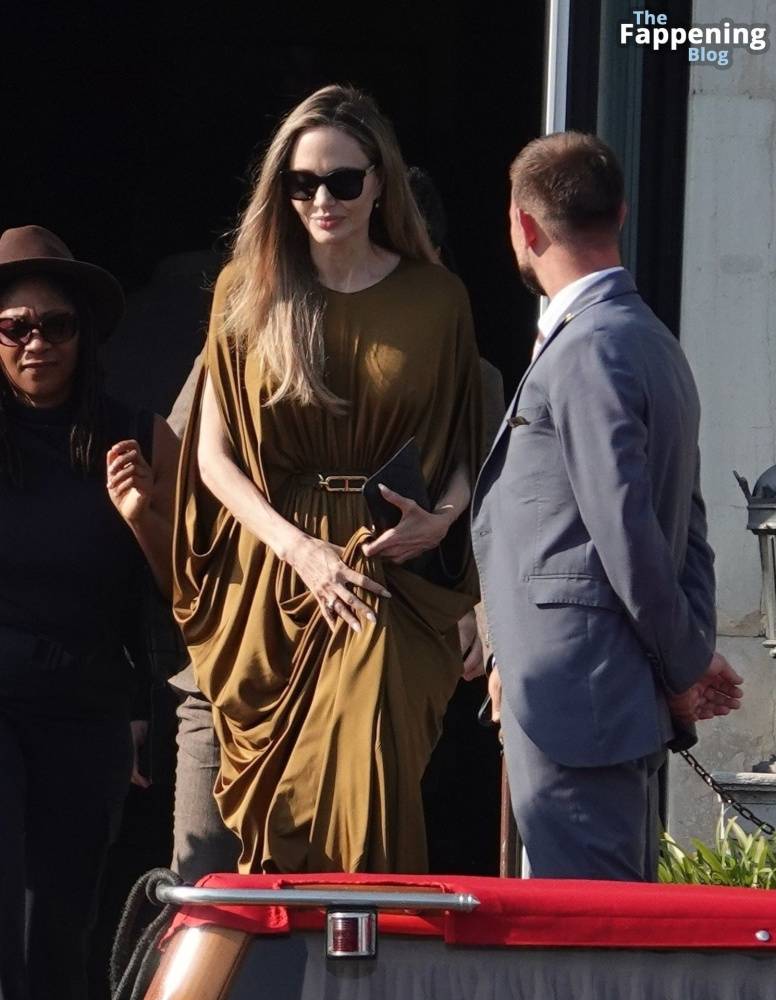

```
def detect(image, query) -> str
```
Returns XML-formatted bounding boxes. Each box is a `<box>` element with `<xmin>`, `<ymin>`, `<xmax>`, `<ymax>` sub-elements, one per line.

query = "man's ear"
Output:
<box><xmin>618</xmin><ymin>201</ymin><xmax>628</xmax><ymax>230</ymax></box>
<box><xmin>517</xmin><ymin>207</ymin><xmax>539</xmax><ymax>249</ymax></box>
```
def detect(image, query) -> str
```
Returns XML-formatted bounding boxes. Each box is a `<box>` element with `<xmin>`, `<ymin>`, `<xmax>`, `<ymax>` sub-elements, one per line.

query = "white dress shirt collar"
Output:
<box><xmin>537</xmin><ymin>266</ymin><xmax>625</xmax><ymax>341</ymax></box>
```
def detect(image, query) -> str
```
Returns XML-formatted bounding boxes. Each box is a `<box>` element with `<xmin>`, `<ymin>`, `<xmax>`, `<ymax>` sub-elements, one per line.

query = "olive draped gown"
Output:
<box><xmin>173</xmin><ymin>257</ymin><xmax>484</xmax><ymax>873</ymax></box>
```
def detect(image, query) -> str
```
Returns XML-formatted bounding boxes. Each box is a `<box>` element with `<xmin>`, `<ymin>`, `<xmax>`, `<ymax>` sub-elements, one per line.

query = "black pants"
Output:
<box><xmin>0</xmin><ymin>706</ymin><xmax>132</xmax><ymax>1000</ymax></box>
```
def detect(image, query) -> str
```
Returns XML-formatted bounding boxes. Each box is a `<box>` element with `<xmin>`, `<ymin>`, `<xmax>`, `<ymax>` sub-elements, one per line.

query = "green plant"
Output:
<box><xmin>659</xmin><ymin>818</ymin><xmax>776</xmax><ymax>888</ymax></box>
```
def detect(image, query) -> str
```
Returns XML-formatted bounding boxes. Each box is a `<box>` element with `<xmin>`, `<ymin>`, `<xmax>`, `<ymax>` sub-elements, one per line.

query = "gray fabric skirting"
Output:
<box><xmin>226</xmin><ymin>933</ymin><xmax>776</xmax><ymax>1000</ymax></box>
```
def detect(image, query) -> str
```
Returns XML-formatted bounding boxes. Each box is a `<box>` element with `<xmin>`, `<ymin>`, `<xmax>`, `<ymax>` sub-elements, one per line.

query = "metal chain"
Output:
<box><xmin>680</xmin><ymin>750</ymin><xmax>776</xmax><ymax>837</ymax></box>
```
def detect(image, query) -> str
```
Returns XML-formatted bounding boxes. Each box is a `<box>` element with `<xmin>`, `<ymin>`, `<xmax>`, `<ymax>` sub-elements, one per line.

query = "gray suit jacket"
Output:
<box><xmin>471</xmin><ymin>270</ymin><xmax>716</xmax><ymax>767</ymax></box>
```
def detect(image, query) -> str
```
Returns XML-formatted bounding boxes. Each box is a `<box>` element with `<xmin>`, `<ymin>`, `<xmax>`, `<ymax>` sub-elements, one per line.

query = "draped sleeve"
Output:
<box><xmin>172</xmin><ymin>264</ymin><xmax>271</xmax><ymax>704</ymax></box>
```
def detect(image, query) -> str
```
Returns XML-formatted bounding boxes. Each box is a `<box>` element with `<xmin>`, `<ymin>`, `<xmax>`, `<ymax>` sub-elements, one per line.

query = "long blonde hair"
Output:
<box><xmin>224</xmin><ymin>84</ymin><xmax>437</xmax><ymax>413</ymax></box>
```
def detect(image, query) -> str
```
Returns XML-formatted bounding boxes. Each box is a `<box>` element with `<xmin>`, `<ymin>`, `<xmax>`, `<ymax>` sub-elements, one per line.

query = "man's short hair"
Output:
<box><xmin>509</xmin><ymin>132</ymin><xmax>624</xmax><ymax>242</ymax></box>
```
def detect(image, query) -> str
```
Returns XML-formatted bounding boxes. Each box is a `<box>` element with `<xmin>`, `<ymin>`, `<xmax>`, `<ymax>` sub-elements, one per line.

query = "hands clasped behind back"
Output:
<box><xmin>667</xmin><ymin>651</ymin><xmax>744</xmax><ymax>727</ymax></box>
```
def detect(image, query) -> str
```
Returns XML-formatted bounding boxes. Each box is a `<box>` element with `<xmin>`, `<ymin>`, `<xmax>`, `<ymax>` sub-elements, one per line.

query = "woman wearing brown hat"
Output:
<box><xmin>0</xmin><ymin>225</ymin><xmax>179</xmax><ymax>1000</ymax></box>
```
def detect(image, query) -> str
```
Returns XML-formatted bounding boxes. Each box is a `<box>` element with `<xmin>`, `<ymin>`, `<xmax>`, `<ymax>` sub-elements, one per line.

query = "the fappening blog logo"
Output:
<box><xmin>620</xmin><ymin>9</ymin><xmax>769</xmax><ymax>68</ymax></box>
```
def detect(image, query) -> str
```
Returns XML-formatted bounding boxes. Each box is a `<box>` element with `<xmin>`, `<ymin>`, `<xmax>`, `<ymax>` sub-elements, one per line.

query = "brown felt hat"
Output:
<box><xmin>0</xmin><ymin>225</ymin><xmax>124</xmax><ymax>340</ymax></box>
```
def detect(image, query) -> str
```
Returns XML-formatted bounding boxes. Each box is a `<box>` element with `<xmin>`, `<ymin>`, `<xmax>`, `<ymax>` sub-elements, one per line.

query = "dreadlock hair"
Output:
<box><xmin>0</xmin><ymin>382</ymin><xmax>22</xmax><ymax>487</ymax></box>
<box><xmin>68</xmin><ymin>298</ymin><xmax>107</xmax><ymax>475</ymax></box>
<box><xmin>0</xmin><ymin>276</ymin><xmax>107</xmax><ymax>486</ymax></box>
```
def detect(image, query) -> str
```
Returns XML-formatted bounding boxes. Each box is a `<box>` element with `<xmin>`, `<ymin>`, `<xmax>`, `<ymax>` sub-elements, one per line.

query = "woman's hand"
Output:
<box><xmin>107</xmin><ymin>439</ymin><xmax>153</xmax><ymax>525</ymax></box>
<box><xmin>289</xmin><ymin>535</ymin><xmax>391</xmax><ymax>633</ymax></box>
<box><xmin>361</xmin><ymin>484</ymin><xmax>455</xmax><ymax>563</ymax></box>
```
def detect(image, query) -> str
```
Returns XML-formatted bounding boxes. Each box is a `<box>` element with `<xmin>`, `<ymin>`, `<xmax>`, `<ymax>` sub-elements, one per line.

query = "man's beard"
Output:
<box><xmin>517</xmin><ymin>258</ymin><xmax>546</xmax><ymax>298</ymax></box>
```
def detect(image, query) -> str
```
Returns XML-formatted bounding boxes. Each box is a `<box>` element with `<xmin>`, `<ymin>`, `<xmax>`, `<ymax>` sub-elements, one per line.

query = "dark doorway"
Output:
<box><xmin>3</xmin><ymin>3</ymin><xmax>544</xmax><ymax>396</ymax></box>
<box><xmin>3</xmin><ymin>6</ymin><xmax>546</xmax><ymax>993</ymax></box>
<box><xmin>3</xmin><ymin>0</ymin><xmax>546</xmax><ymax>860</ymax></box>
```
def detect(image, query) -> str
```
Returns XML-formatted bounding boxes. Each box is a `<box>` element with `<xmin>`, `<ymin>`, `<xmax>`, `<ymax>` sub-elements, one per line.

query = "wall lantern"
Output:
<box><xmin>735</xmin><ymin>466</ymin><xmax>776</xmax><ymax>656</ymax></box>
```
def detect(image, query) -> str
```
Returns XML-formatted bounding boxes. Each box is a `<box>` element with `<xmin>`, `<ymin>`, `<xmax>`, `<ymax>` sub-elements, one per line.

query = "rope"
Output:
<box><xmin>110</xmin><ymin>867</ymin><xmax>183</xmax><ymax>1000</ymax></box>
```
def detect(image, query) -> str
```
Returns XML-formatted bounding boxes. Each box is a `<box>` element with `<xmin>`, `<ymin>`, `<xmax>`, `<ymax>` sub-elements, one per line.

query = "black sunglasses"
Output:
<box><xmin>281</xmin><ymin>164</ymin><xmax>376</xmax><ymax>202</ymax></box>
<box><xmin>0</xmin><ymin>313</ymin><xmax>79</xmax><ymax>348</ymax></box>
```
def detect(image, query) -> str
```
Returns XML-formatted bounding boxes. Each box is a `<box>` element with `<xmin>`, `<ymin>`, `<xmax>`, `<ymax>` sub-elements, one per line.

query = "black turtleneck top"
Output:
<box><xmin>0</xmin><ymin>394</ymin><xmax>151</xmax><ymax>715</ymax></box>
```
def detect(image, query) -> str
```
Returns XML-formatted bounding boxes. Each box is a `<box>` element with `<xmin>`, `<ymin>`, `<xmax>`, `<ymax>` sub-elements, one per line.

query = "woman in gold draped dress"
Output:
<box><xmin>173</xmin><ymin>85</ymin><xmax>483</xmax><ymax>874</ymax></box>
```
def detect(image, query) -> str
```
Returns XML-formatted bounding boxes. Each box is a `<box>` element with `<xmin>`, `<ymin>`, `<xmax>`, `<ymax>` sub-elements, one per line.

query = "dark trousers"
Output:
<box><xmin>0</xmin><ymin>707</ymin><xmax>132</xmax><ymax>1000</ymax></box>
<box><xmin>501</xmin><ymin>697</ymin><xmax>665</xmax><ymax>881</ymax></box>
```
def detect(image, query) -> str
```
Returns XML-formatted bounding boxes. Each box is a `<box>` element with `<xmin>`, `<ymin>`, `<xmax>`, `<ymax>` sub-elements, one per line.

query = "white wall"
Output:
<box><xmin>669</xmin><ymin>0</ymin><xmax>776</xmax><ymax>845</ymax></box>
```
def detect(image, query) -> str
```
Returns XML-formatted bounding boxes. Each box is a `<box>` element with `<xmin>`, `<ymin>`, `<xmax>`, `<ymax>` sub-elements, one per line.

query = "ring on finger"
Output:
<box><xmin>326</xmin><ymin>597</ymin><xmax>338</xmax><ymax>611</ymax></box>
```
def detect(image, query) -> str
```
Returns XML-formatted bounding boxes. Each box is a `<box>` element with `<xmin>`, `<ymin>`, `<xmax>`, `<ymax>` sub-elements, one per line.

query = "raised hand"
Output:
<box><xmin>361</xmin><ymin>484</ymin><xmax>454</xmax><ymax>563</ymax></box>
<box><xmin>107</xmin><ymin>439</ymin><xmax>153</xmax><ymax>524</ymax></box>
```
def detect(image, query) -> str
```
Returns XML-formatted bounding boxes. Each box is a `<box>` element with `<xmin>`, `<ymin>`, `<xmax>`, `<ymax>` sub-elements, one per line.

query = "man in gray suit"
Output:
<box><xmin>471</xmin><ymin>132</ymin><xmax>743</xmax><ymax>881</ymax></box>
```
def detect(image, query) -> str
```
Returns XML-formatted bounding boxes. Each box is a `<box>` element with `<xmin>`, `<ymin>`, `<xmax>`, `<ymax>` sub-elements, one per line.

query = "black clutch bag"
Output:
<box><xmin>362</xmin><ymin>438</ymin><xmax>431</xmax><ymax>534</ymax></box>
<box><xmin>362</xmin><ymin>438</ymin><xmax>464</xmax><ymax>587</ymax></box>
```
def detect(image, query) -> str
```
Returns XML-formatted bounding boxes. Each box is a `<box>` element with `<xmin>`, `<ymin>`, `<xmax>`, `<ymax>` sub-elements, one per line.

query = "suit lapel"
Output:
<box><xmin>479</xmin><ymin>270</ymin><xmax>637</xmax><ymax>471</ymax></box>
<box><xmin>484</xmin><ymin>311</ymin><xmax>575</xmax><ymax>462</ymax></box>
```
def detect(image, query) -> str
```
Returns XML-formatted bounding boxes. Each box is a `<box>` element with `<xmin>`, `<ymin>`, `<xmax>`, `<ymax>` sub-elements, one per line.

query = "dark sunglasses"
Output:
<box><xmin>0</xmin><ymin>313</ymin><xmax>79</xmax><ymax>347</ymax></box>
<box><xmin>281</xmin><ymin>164</ymin><xmax>376</xmax><ymax>202</ymax></box>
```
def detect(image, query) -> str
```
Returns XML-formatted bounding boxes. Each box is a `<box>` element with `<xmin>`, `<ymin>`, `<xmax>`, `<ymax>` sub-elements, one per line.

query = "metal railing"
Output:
<box><xmin>155</xmin><ymin>885</ymin><xmax>480</xmax><ymax>913</ymax></box>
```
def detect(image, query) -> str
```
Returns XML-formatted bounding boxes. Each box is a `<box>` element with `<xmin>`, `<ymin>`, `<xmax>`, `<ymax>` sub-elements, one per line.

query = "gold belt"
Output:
<box><xmin>316</xmin><ymin>474</ymin><xmax>368</xmax><ymax>493</ymax></box>
<box><xmin>295</xmin><ymin>473</ymin><xmax>369</xmax><ymax>493</ymax></box>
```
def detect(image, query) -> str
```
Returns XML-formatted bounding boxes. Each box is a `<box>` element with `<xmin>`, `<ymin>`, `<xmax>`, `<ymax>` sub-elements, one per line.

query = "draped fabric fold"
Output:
<box><xmin>173</xmin><ymin>257</ymin><xmax>484</xmax><ymax>873</ymax></box>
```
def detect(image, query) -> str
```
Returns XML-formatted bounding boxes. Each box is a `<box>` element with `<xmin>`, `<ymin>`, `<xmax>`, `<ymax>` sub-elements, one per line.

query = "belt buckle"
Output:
<box><xmin>317</xmin><ymin>475</ymin><xmax>368</xmax><ymax>493</ymax></box>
